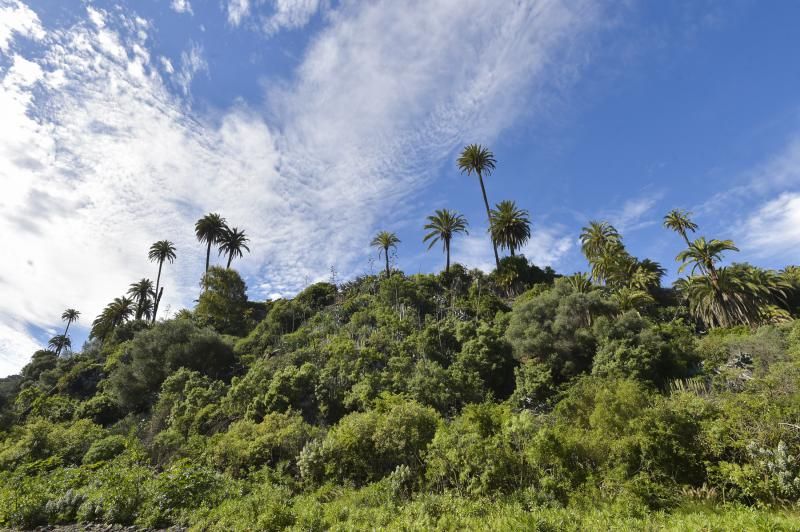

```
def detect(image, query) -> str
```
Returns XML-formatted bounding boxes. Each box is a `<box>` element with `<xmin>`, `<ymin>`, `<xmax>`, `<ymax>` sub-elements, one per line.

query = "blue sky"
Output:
<box><xmin>1</xmin><ymin>0</ymin><xmax>800</xmax><ymax>376</ymax></box>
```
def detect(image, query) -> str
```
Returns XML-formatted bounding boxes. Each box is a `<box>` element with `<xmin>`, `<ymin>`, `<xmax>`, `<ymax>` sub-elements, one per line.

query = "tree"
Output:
<box><xmin>48</xmin><ymin>334</ymin><xmax>71</xmax><ymax>356</ymax></box>
<box><xmin>423</xmin><ymin>209</ymin><xmax>468</xmax><ymax>274</ymax></box>
<box><xmin>127</xmin><ymin>278</ymin><xmax>155</xmax><ymax>321</ymax></box>
<box><xmin>579</xmin><ymin>221</ymin><xmax>621</xmax><ymax>261</ymax></box>
<box><xmin>370</xmin><ymin>231</ymin><xmax>400</xmax><ymax>277</ymax></box>
<box><xmin>90</xmin><ymin>296</ymin><xmax>135</xmax><ymax>340</ymax></box>
<box><xmin>663</xmin><ymin>209</ymin><xmax>698</xmax><ymax>246</ymax></box>
<box><xmin>148</xmin><ymin>240</ymin><xmax>176</xmax><ymax>323</ymax></box>
<box><xmin>676</xmin><ymin>237</ymin><xmax>739</xmax><ymax>285</ymax></box>
<box><xmin>195</xmin><ymin>213</ymin><xmax>227</xmax><ymax>273</ymax></box>
<box><xmin>489</xmin><ymin>200</ymin><xmax>531</xmax><ymax>256</ymax></box>
<box><xmin>57</xmin><ymin>309</ymin><xmax>80</xmax><ymax>356</ymax></box>
<box><xmin>675</xmin><ymin>264</ymin><xmax>789</xmax><ymax>328</ymax></box>
<box><xmin>218</xmin><ymin>226</ymin><xmax>250</xmax><ymax>269</ymax></box>
<box><xmin>457</xmin><ymin>144</ymin><xmax>500</xmax><ymax>269</ymax></box>
<box><xmin>196</xmin><ymin>267</ymin><xmax>249</xmax><ymax>335</ymax></box>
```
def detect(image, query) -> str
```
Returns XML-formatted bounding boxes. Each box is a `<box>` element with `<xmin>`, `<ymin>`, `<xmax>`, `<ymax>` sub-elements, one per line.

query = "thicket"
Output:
<box><xmin>2</xmin><ymin>261</ymin><xmax>800</xmax><ymax>530</ymax></box>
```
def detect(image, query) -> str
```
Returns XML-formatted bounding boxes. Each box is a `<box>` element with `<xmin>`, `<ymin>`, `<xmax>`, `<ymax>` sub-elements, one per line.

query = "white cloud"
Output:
<box><xmin>0</xmin><ymin>0</ymin><xmax>44</xmax><ymax>52</ymax></box>
<box><xmin>174</xmin><ymin>42</ymin><xmax>207</xmax><ymax>95</ymax></box>
<box><xmin>0</xmin><ymin>0</ymin><xmax>604</xmax><ymax>375</ymax></box>
<box><xmin>740</xmin><ymin>193</ymin><xmax>800</xmax><ymax>260</ymax></box>
<box><xmin>607</xmin><ymin>192</ymin><xmax>662</xmax><ymax>232</ymax></box>
<box><xmin>227</xmin><ymin>0</ymin><xmax>251</xmax><ymax>26</ymax></box>
<box><xmin>226</xmin><ymin>0</ymin><xmax>320</xmax><ymax>33</ymax></box>
<box><xmin>171</xmin><ymin>0</ymin><xmax>193</xmax><ymax>15</ymax></box>
<box><xmin>450</xmin><ymin>224</ymin><xmax>573</xmax><ymax>273</ymax></box>
<box><xmin>263</xmin><ymin>0</ymin><xmax>321</xmax><ymax>34</ymax></box>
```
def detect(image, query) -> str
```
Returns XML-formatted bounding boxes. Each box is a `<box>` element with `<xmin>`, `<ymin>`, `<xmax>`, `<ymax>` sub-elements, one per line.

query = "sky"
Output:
<box><xmin>1</xmin><ymin>0</ymin><xmax>799</xmax><ymax>376</ymax></box>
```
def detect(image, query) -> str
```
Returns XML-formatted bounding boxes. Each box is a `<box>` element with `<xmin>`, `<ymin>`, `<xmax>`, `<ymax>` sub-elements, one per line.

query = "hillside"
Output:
<box><xmin>3</xmin><ymin>239</ymin><xmax>800</xmax><ymax>530</ymax></box>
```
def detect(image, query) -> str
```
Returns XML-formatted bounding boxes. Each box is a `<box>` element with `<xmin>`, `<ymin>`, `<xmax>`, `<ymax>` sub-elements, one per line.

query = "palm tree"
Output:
<box><xmin>663</xmin><ymin>209</ymin><xmax>699</xmax><ymax>246</ymax></box>
<box><xmin>370</xmin><ymin>231</ymin><xmax>401</xmax><ymax>277</ymax></box>
<box><xmin>490</xmin><ymin>200</ymin><xmax>531</xmax><ymax>256</ymax></box>
<box><xmin>423</xmin><ymin>209</ymin><xmax>468</xmax><ymax>274</ymax></box>
<box><xmin>91</xmin><ymin>296</ymin><xmax>135</xmax><ymax>340</ymax></box>
<box><xmin>676</xmin><ymin>265</ymin><xmax>788</xmax><ymax>328</ymax></box>
<box><xmin>195</xmin><ymin>213</ymin><xmax>227</xmax><ymax>273</ymax></box>
<box><xmin>218</xmin><ymin>226</ymin><xmax>251</xmax><ymax>269</ymax></box>
<box><xmin>580</xmin><ymin>221</ymin><xmax>621</xmax><ymax>260</ymax></box>
<box><xmin>566</xmin><ymin>272</ymin><xmax>594</xmax><ymax>294</ymax></box>
<box><xmin>48</xmin><ymin>334</ymin><xmax>71</xmax><ymax>355</ymax></box>
<box><xmin>676</xmin><ymin>237</ymin><xmax>739</xmax><ymax>285</ymax></box>
<box><xmin>148</xmin><ymin>240</ymin><xmax>176</xmax><ymax>323</ymax></box>
<box><xmin>57</xmin><ymin>309</ymin><xmax>80</xmax><ymax>356</ymax></box>
<box><xmin>457</xmin><ymin>144</ymin><xmax>499</xmax><ymax>269</ymax></box>
<box><xmin>127</xmin><ymin>278</ymin><xmax>155</xmax><ymax>321</ymax></box>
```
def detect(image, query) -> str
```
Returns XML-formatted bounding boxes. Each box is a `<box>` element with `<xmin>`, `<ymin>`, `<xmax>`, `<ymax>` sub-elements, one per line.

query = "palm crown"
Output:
<box><xmin>490</xmin><ymin>200</ymin><xmax>531</xmax><ymax>256</ymax></box>
<box><xmin>218</xmin><ymin>226</ymin><xmax>251</xmax><ymax>269</ymax></box>
<box><xmin>371</xmin><ymin>231</ymin><xmax>400</xmax><ymax>277</ymax></box>
<box><xmin>148</xmin><ymin>240</ymin><xmax>176</xmax><ymax>323</ymax></box>
<box><xmin>195</xmin><ymin>213</ymin><xmax>227</xmax><ymax>272</ymax></box>
<box><xmin>423</xmin><ymin>209</ymin><xmax>468</xmax><ymax>274</ymax></box>
<box><xmin>663</xmin><ymin>209</ymin><xmax>698</xmax><ymax>245</ymax></box>
<box><xmin>127</xmin><ymin>278</ymin><xmax>155</xmax><ymax>321</ymax></box>
<box><xmin>676</xmin><ymin>237</ymin><xmax>739</xmax><ymax>277</ymax></box>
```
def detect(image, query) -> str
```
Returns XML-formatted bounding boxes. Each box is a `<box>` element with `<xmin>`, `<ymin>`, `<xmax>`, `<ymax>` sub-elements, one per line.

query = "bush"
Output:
<box><xmin>209</xmin><ymin>411</ymin><xmax>318</xmax><ymax>477</ymax></box>
<box><xmin>83</xmin><ymin>435</ymin><xmax>127</xmax><ymax>464</ymax></box>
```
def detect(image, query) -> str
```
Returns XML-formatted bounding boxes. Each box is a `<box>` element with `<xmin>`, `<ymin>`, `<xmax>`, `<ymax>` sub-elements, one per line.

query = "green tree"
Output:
<box><xmin>195</xmin><ymin>212</ymin><xmax>227</xmax><ymax>273</ymax></box>
<box><xmin>457</xmin><ymin>143</ymin><xmax>500</xmax><ymax>269</ymax></box>
<box><xmin>127</xmin><ymin>278</ymin><xmax>155</xmax><ymax>321</ymax></box>
<box><xmin>218</xmin><ymin>226</ymin><xmax>250</xmax><ymax>269</ymax></box>
<box><xmin>676</xmin><ymin>237</ymin><xmax>739</xmax><ymax>285</ymax></box>
<box><xmin>56</xmin><ymin>309</ymin><xmax>80</xmax><ymax>356</ymax></box>
<box><xmin>90</xmin><ymin>296</ymin><xmax>135</xmax><ymax>340</ymax></box>
<box><xmin>148</xmin><ymin>240</ymin><xmax>176</xmax><ymax>323</ymax></box>
<box><xmin>663</xmin><ymin>209</ymin><xmax>698</xmax><ymax>246</ymax></box>
<box><xmin>490</xmin><ymin>200</ymin><xmax>531</xmax><ymax>256</ymax></box>
<box><xmin>423</xmin><ymin>209</ymin><xmax>468</xmax><ymax>274</ymax></box>
<box><xmin>196</xmin><ymin>266</ymin><xmax>249</xmax><ymax>335</ymax></box>
<box><xmin>47</xmin><ymin>334</ymin><xmax>71</xmax><ymax>356</ymax></box>
<box><xmin>370</xmin><ymin>231</ymin><xmax>400</xmax><ymax>277</ymax></box>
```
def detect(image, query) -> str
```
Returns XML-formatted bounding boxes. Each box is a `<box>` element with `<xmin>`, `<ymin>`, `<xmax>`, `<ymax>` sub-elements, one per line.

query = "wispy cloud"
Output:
<box><xmin>170</xmin><ymin>0</ymin><xmax>193</xmax><ymax>15</ymax></box>
<box><xmin>174</xmin><ymin>42</ymin><xmax>207</xmax><ymax>95</ymax></box>
<box><xmin>226</xmin><ymin>0</ymin><xmax>322</xmax><ymax>34</ymax></box>
<box><xmin>0</xmin><ymin>0</ymin><xmax>606</xmax><ymax>374</ymax></box>
<box><xmin>740</xmin><ymin>193</ymin><xmax>800</xmax><ymax>261</ymax></box>
<box><xmin>0</xmin><ymin>0</ymin><xmax>43</xmax><ymax>52</ymax></box>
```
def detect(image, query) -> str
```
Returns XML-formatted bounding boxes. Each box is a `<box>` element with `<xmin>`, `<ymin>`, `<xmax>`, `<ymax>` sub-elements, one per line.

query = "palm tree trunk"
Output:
<box><xmin>227</xmin><ymin>253</ymin><xmax>233</xmax><ymax>269</ymax></box>
<box><xmin>510</xmin><ymin>245</ymin><xmax>515</xmax><ymax>257</ymax></box>
<box><xmin>384</xmin><ymin>247</ymin><xmax>390</xmax><ymax>277</ymax></box>
<box><xmin>477</xmin><ymin>170</ymin><xmax>500</xmax><ymax>270</ymax></box>
<box><xmin>445</xmin><ymin>239</ymin><xmax>451</xmax><ymax>274</ymax></box>
<box><xmin>205</xmin><ymin>242</ymin><xmax>212</xmax><ymax>272</ymax></box>
<box><xmin>57</xmin><ymin>321</ymin><xmax>70</xmax><ymax>357</ymax></box>
<box><xmin>152</xmin><ymin>261</ymin><xmax>163</xmax><ymax>323</ymax></box>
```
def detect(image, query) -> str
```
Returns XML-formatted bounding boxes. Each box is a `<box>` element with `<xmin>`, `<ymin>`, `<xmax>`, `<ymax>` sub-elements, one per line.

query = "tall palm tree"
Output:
<box><xmin>195</xmin><ymin>213</ymin><xmax>227</xmax><ymax>273</ymax></box>
<box><xmin>57</xmin><ymin>308</ymin><xmax>80</xmax><ymax>356</ymax></box>
<box><xmin>663</xmin><ymin>209</ymin><xmax>699</xmax><ymax>246</ymax></box>
<box><xmin>127</xmin><ymin>278</ymin><xmax>155</xmax><ymax>321</ymax></box>
<box><xmin>423</xmin><ymin>209</ymin><xmax>468</xmax><ymax>274</ymax></box>
<box><xmin>457</xmin><ymin>144</ymin><xmax>499</xmax><ymax>269</ymax></box>
<box><xmin>490</xmin><ymin>200</ymin><xmax>531</xmax><ymax>256</ymax></box>
<box><xmin>148</xmin><ymin>240</ymin><xmax>176</xmax><ymax>323</ymax></box>
<box><xmin>676</xmin><ymin>237</ymin><xmax>739</xmax><ymax>285</ymax></box>
<box><xmin>48</xmin><ymin>334</ymin><xmax>71</xmax><ymax>355</ymax></box>
<box><xmin>370</xmin><ymin>231</ymin><xmax>400</xmax><ymax>277</ymax></box>
<box><xmin>218</xmin><ymin>226</ymin><xmax>251</xmax><ymax>269</ymax></box>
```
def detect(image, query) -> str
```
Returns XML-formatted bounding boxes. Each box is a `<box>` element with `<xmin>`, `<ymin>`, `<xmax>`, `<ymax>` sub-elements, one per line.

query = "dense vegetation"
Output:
<box><xmin>3</xmin><ymin>146</ymin><xmax>800</xmax><ymax>530</ymax></box>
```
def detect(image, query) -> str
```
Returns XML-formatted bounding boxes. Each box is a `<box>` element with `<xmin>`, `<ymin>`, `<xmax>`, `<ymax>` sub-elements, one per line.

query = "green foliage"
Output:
<box><xmin>208</xmin><ymin>411</ymin><xmax>318</xmax><ymax>477</ymax></box>
<box><xmin>307</xmin><ymin>396</ymin><xmax>440</xmax><ymax>485</ymax></box>
<box><xmin>107</xmin><ymin>319</ymin><xmax>234</xmax><ymax>413</ymax></box>
<box><xmin>196</xmin><ymin>266</ymin><xmax>251</xmax><ymax>336</ymax></box>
